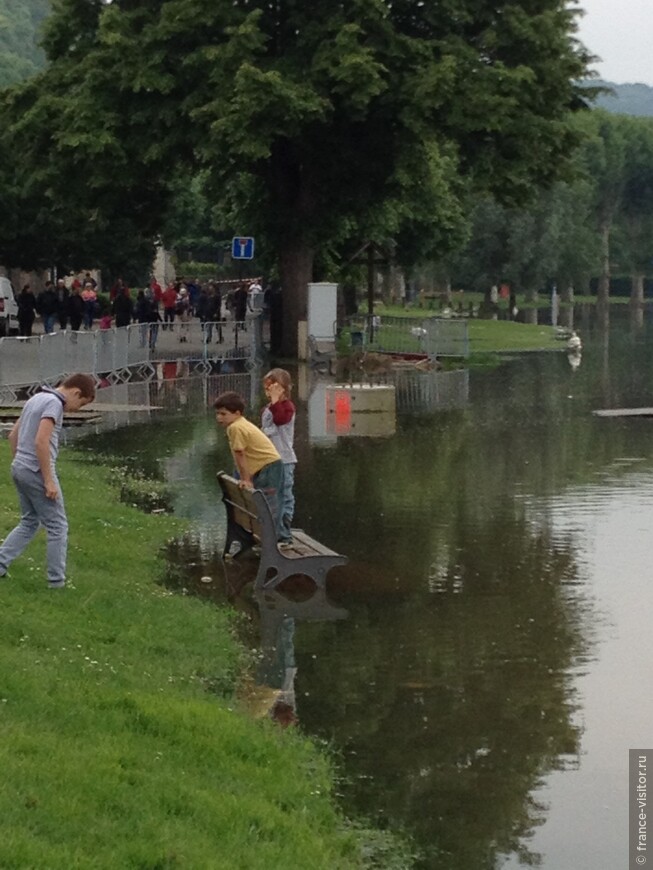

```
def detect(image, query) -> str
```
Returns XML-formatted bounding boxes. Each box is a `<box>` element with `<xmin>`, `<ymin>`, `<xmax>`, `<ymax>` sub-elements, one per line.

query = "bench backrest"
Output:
<box><xmin>217</xmin><ymin>472</ymin><xmax>263</xmax><ymax>539</ymax></box>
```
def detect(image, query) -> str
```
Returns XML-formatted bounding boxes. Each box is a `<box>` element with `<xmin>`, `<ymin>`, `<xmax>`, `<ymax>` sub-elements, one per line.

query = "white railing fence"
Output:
<box><xmin>0</xmin><ymin>317</ymin><xmax>264</xmax><ymax>396</ymax></box>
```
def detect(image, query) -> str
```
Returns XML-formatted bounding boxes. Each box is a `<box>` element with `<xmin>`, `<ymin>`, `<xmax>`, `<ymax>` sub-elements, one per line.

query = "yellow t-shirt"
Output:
<box><xmin>227</xmin><ymin>416</ymin><xmax>281</xmax><ymax>477</ymax></box>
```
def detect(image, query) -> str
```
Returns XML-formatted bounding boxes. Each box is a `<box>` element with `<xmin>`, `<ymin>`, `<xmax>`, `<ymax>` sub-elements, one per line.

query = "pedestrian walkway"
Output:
<box><xmin>0</xmin><ymin>314</ymin><xmax>265</xmax><ymax>399</ymax></box>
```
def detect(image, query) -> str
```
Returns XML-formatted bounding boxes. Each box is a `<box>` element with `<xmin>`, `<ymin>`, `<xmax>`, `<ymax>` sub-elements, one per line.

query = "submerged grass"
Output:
<box><xmin>466</xmin><ymin>319</ymin><xmax>562</xmax><ymax>353</ymax></box>
<box><xmin>343</xmin><ymin>304</ymin><xmax>566</xmax><ymax>355</ymax></box>
<box><xmin>0</xmin><ymin>444</ymin><xmax>397</xmax><ymax>869</ymax></box>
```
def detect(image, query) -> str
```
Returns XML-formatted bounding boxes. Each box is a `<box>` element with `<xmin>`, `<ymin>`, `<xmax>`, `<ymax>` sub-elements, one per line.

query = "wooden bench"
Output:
<box><xmin>217</xmin><ymin>472</ymin><xmax>348</xmax><ymax>589</ymax></box>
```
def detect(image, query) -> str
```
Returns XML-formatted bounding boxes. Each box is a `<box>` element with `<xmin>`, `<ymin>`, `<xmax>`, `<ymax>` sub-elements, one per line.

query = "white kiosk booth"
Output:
<box><xmin>298</xmin><ymin>282</ymin><xmax>338</xmax><ymax>360</ymax></box>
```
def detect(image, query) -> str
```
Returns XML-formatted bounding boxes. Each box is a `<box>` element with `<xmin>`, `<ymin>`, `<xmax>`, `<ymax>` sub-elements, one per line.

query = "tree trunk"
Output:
<box><xmin>267</xmin><ymin>142</ymin><xmax>317</xmax><ymax>358</ymax></box>
<box><xmin>597</xmin><ymin>221</ymin><xmax>611</xmax><ymax>304</ymax></box>
<box><xmin>441</xmin><ymin>275</ymin><xmax>452</xmax><ymax>304</ymax></box>
<box><xmin>630</xmin><ymin>273</ymin><xmax>645</xmax><ymax>307</ymax></box>
<box><xmin>277</xmin><ymin>242</ymin><xmax>314</xmax><ymax>359</ymax></box>
<box><xmin>560</xmin><ymin>304</ymin><xmax>574</xmax><ymax>330</ymax></box>
<box><xmin>382</xmin><ymin>266</ymin><xmax>405</xmax><ymax>305</ymax></box>
<box><xmin>381</xmin><ymin>268</ymin><xmax>392</xmax><ymax>305</ymax></box>
<box><xmin>561</xmin><ymin>282</ymin><xmax>574</xmax><ymax>304</ymax></box>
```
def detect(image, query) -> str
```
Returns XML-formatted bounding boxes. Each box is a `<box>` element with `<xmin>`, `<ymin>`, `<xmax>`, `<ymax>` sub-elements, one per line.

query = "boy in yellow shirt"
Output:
<box><xmin>214</xmin><ymin>391</ymin><xmax>285</xmax><ymax>542</ymax></box>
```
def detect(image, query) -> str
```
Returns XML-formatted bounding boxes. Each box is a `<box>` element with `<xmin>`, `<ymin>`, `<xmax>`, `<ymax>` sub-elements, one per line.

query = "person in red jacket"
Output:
<box><xmin>161</xmin><ymin>282</ymin><xmax>178</xmax><ymax>330</ymax></box>
<box><xmin>150</xmin><ymin>277</ymin><xmax>163</xmax><ymax>303</ymax></box>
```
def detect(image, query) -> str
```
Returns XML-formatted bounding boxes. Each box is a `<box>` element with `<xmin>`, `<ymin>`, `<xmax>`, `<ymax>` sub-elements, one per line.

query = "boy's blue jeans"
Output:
<box><xmin>279</xmin><ymin>462</ymin><xmax>296</xmax><ymax>541</ymax></box>
<box><xmin>252</xmin><ymin>460</ymin><xmax>285</xmax><ymax>542</ymax></box>
<box><xmin>0</xmin><ymin>463</ymin><xmax>68</xmax><ymax>586</ymax></box>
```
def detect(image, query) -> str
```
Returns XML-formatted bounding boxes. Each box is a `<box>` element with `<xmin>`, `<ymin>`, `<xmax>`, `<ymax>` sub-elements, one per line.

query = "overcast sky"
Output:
<box><xmin>573</xmin><ymin>0</ymin><xmax>653</xmax><ymax>85</ymax></box>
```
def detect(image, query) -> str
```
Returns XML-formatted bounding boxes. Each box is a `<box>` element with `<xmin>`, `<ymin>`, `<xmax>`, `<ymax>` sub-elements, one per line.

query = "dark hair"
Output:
<box><xmin>213</xmin><ymin>391</ymin><xmax>245</xmax><ymax>413</ymax></box>
<box><xmin>61</xmin><ymin>373</ymin><xmax>96</xmax><ymax>400</ymax></box>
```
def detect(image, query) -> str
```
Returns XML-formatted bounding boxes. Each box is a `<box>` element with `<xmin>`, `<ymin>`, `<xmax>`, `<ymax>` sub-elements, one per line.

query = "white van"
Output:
<box><xmin>0</xmin><ymin>277</ymin><xmax>19</xmax><ymax>336</ymax></box>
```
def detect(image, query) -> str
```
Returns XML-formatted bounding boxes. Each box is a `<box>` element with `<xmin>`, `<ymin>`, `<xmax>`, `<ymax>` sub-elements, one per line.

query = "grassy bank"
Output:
<box><xmin>0</xmin><ymin>444</ymin><xmax>402</xmax><ymax>868</ymax></box>
<box><xmin>466</xmin><ymin>319</ymin><xmax>562</xmax><ymax>353</ymax></box>
<box><xmin>342</xmin><ymin>308</ymin><xmax>565</xmax><ymax>354</ymax></box>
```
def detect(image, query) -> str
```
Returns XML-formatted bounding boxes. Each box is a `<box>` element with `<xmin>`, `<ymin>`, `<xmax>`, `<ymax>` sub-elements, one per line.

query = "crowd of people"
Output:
<box><xmin>14</xmin><ymin>274</ymin><xmax>269</xmax><ymax>349</ymax></box>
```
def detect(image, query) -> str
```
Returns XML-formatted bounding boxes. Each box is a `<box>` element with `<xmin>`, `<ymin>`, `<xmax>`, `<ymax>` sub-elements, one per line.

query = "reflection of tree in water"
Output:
<box><xmin>298</xmin><ymin>507</ymin><xmax>591</xmax><ymax>870</ymax></box>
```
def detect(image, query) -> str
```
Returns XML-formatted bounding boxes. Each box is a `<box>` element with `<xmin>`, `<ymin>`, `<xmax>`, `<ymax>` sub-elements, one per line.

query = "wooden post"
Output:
<box><xmin>367</xmin><ymin>244</ymin><xmax>375</xmax><ymax>342</ymax></box>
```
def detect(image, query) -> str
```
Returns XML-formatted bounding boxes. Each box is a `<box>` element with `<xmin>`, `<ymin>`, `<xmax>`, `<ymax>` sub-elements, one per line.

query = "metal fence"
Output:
<box><xmin>150</xmin><ymin>318</ymin><xmax>264</xmax><ymax>367</ymax></box>
<box><xmin>343</xmin><ymin>314</ymin><xmax>469</xmax><ymax>358</ymax></box>
<box><xmin>0</xmin><ymin>326</ymin><xmax>151</xmax><ymax>391</ymax></box>
<box><xmin>395</xmin><ymin>368</ymin><xmax>469</xmax><ymax>414</ymax></box>
<box><xmin>0</xmin><ymin>316</ymin><xmax>263</xmax><ymax>395</ymax></box>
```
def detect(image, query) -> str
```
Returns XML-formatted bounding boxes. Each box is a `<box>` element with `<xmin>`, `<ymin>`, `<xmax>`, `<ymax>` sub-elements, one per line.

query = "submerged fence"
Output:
<box><xmin>343</xmin><ymin>314</ymin><xmax>469</xmax><ymax>358</ymax></box>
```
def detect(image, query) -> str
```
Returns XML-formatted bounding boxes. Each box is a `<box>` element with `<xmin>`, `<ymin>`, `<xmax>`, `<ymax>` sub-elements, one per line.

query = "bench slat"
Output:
<box><xmin>290</xmin><ymin>529</ymin><xmax>341</xmax><ymax>557</ymax></box>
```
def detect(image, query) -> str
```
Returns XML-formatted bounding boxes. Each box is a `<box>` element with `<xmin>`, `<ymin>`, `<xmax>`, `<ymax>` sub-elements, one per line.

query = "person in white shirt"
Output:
<box><xmin>247</xmin><ymin>280</ymin><xmax>263</xmax><ymax>312</ymax></box>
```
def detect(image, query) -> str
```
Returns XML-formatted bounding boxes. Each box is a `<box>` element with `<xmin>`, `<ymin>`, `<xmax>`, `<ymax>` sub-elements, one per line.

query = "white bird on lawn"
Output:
<box><xmin>410</xmin><ymin>326</ymin><xmax>428</xmax><ymax>338</ymax></box>
<box><xmin>567</xmin><ymin>331</ymin><xmax>582</xmax><ymax>352</ymax></box>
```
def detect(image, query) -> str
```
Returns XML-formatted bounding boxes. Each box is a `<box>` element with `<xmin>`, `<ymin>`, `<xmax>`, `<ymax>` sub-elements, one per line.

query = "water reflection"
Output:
<box><xmin>567</xmin><ymin>350</ymin><xmax>582</xmax><ymax>371</ymax></box>
<box><xmin>302</xmin><ymin>369</ymin><xmax>468</xmax><ymax>444</ymax></box>
<box><xmin>163</xmin><ymin>535</ymin><xmax>349</xmax><ymax>728</ymax></box>
<box><xmin>77</xmin><ymin>306</ymin><xmax>653</xmax><ymax>868</ymax></box>
<box><xmin>162</xmin><ymin>504</ymin><xmax>592</xmax><ymax>869</ymax></box>
<box><xmin>297</xmin><ymin>506</ymin><xmax>591</xmax><ymax>869</ymax></box>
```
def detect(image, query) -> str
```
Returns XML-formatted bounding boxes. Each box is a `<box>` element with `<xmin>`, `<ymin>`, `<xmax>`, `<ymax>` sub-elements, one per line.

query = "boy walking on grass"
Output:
<box><xmin>0</xmin><ymin>373</ymin><xmax>96</xmax><ymax>589</ymax></box>
<box><xmin>214</xmin><ymin>391</ymin><xmax>286</xmax><ymax>544</ymax></box>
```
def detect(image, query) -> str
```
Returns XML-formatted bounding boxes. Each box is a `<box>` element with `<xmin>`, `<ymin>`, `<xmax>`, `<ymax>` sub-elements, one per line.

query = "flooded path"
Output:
<box><xmin>81</xmin><ymin>307</ymin><xmax>653</xmax><ymax>868</ymax></box>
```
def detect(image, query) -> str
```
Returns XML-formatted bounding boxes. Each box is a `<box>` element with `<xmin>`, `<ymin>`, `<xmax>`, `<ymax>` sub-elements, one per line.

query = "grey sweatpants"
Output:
<box><xmin>0</xmin><ymin>463</ymin><xmax>68</xmax><ymax>586</ymax></box>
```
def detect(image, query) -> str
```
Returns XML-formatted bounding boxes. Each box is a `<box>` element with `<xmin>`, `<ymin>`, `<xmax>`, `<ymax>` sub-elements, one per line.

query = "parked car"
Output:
<box><xmin>0</xmin><ymin>277</ymin><xmax>18</xmax><ymax>336</ymax></box>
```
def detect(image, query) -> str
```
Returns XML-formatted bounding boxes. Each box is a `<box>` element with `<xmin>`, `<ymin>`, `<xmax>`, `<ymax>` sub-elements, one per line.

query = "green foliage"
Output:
<box><xmin>161</xmin><ymin>171</ymin><xmax>230</xmax><ymax>262</ymax></box>
<box><xmin>112</xmin><ymin>465</ymin><xmax>174</xmax><ymax>513</ymax></box>
<box><xmin>0</xmin><ymin>443</ymin><xmax>368</xmax><ymax>868</ymax></box>
<box><xmin>0</xmin><ymin>0</ymin><xmax>591</xmax><ymax>354</ymax></box>
<box><xmin>437</xmin><ymin>110</ymin><xmax>653</xmax><ymax>299</ymax></box>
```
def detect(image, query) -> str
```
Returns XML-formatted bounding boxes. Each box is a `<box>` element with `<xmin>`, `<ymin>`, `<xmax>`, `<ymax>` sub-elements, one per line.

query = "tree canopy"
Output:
<box><xmin>0</xmin><ymin>0</ymin><xmax>591</xmax><ymax>352</ymax></box>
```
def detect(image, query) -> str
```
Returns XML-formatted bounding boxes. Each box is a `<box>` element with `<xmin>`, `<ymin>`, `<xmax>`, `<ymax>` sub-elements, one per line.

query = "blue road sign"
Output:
<box><xmin>231</xmin><ymin>236</ymin><xmax>255</xmax><ymax>260</ymax></box>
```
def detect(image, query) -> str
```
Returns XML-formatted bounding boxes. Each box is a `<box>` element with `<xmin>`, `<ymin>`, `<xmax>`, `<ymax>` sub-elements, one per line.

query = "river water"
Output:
<box><xmin>79</xmin><ymin>306</ymin><xmax>653</xmax><ymax>868</ymax></box>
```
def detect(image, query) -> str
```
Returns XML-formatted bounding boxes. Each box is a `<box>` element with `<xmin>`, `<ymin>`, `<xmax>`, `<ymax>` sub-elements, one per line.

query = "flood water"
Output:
<box><xmin>79</xmin><ymin>306</ymin><xmax>653</xmax><ymax>868</ymax></box>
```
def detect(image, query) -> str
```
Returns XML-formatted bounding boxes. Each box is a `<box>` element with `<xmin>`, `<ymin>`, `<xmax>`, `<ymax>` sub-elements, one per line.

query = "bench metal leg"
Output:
<box><xmin>255</xmin><ymin>553</ymin><xmax>348</xmax><ymax>590</ymax></box>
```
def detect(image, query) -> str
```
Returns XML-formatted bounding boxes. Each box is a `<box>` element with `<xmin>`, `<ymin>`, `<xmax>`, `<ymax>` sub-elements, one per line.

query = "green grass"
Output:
<box><xmin>466</xmin><ymin>319</ymin><xmax>562</xmax><ymax>353</ymax></box>
<box><xmin>374</xmin><ymin>293</ymin><xmax>634</xmax><ymax>315</ymax></box>
<box><xmin>341</xmin><ymin>307</ymin><xmax>565</xmax><ymax>355</ymax></box>
<box><xmin>0</xmin><ymin>446</ymin><xmax>402</xmax><ymax>869</ymax></box>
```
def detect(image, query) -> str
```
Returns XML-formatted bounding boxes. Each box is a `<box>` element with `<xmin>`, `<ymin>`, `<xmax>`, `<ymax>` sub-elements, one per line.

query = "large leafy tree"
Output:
<box><xmin>1</xmin><ymin>0</ymin><xmax>591</xmax><ymax>354</ymax></box>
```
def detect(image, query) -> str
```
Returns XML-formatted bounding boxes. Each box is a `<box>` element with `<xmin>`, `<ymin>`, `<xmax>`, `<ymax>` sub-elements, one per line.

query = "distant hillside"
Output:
<box><xmin>593</xmin><ymin>80</ymin><xmax>653</xmax><ymax>117</ymax></box>
<box><xmin>0</xmin><ymin>0</ymin><xmax>50</xmax><ymax>88</ymax></box>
